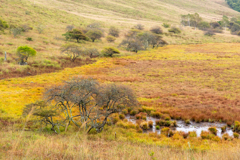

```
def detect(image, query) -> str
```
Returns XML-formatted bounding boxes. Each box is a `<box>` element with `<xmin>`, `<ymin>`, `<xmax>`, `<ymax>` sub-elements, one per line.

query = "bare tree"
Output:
<box><xmin>23</xmin><ymin>77</ymin><xmax>138</xmax><ymax>133</ymax></box>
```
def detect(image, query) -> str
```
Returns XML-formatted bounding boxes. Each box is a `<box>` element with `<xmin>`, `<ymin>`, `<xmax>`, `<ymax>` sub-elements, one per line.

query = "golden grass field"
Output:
<box><xmin>2</xmin><ymin>0</ymin><xmax>240</xmax><ymax>159</ymax></box>
<box><xmin>1</xmin><ymin>44</ymin><xmax>240</xmax><ymax>159</ymax></box>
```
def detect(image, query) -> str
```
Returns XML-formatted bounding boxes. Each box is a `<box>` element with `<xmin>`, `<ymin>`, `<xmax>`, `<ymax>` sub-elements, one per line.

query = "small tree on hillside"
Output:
<box><xmin>84</xmin><ymin>48</ymin><xmax>100</xmax><ymax>58</ymax></box>
<box><xmin>63</xmin><ymin>29</ymin><xmax>88</xmax><ymax>42</ymax></box>
<box><xmin>86</xmin><ymin>29</ymin><xmax>104</xmax><ymax>42</ymax></box>
<box><xmin>16</xmin><ymin>46</ymin><xmax>36</xmax><ymax>65</ymax></box>
<box><xmin>101</xmin><ymin>47</ymin><xmax>120</xmax><ymax>57</ymax></box>
<box><xmin>60</xmin><ymin>43</ymin><xmax>85</xmax><ymax>62</ymax></box>
<box><xmin>109</xmin><ymin>26</ymin><xmax>120</xmax><ymax>37</ymax></box>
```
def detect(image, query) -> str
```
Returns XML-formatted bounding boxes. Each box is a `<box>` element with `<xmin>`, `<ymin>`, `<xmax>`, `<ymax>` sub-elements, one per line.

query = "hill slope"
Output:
<box><xmin>33</xmin><ymin>0</ymin><xmax>240</xmax><ymax>26</ymax></box>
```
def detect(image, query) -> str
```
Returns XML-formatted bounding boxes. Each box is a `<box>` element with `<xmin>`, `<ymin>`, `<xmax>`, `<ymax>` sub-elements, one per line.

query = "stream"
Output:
<box><xmin>125</xmin><ymin>115</ymin><xmax>233</xmax><ymax>137</ymax></box>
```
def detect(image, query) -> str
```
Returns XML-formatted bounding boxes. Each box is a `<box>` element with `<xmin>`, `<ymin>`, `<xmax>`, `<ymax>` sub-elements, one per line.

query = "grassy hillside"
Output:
<box><xmin>1</xmin><ymin>0</ymin><xmax>240</xmax><ymax>80</ymax></box>
<box><xmin>34</xmin><ymin>0</ymin><xmax>240</xmax><ymax>26</ymax></box>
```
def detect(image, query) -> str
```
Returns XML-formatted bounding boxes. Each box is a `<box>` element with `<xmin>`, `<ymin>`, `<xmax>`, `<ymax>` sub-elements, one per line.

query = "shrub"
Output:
<box><xmin>185</xmin><ymin>119</ymin><xmax>191</xmax><ymax>125</ymax></box>
<box><xmin>156</xmin><ymin>125</ymin><xmax>160</xmax><ymax>130</ymax></box>
<box><xmin>136</xmin><ymin>114</ymin><xmax>141</xmax><ymax>119</ymax></box>
<box><xmin>112</xmin><ymin>116</ymin><xmax>119</xmax><ymax>124</ymax></box>
<box><xmin>136</xmin><ymin>125</ymin><xmax>143</xmax><ymax>133</ymax></box>
<box><xmin>142</xmin><ymin>116</ymin><xmax>147</xmax><ymax>120</ymax></box>
<box><xmin>150</xmin><ymin>26</ymin><xmax>163</xmax><ymax>34</ymax></box>
<box><xmin>130</xmin><ymin>110</ymin><xmax>137</xmax><ymax>116</ymax></box>
<box><xmin>109</xmin><ymin>26</ymin><xmax>120</xmax><ymax>37</ymax></box>
<box><xmin>221</xmin><ymin>126</ymin><xmax>227</xmax><ymax>133</ymax></box>
<box><xmin>222</xmin><ymin>133</ymin><xmax>232</xmax><ymax>141</ymax></box>
<box><xmin>26</xmin><ymin>37</ymin><xmax>33</xmax><ymax>41</ymax></box>
<box><xmin>168</xmin><ymin>27</ymin><xmax>181</xmax><ymax>34</ymax></box>
<box><xmin>169</xmin><ymin>130</ymin><xmax>174</xmax><ymax>137</ymax></box>
<box><xmin>148</xmin><ymin>121</ymin><xmax>153</xmax><ymax>128</ymax></box>
<box><xmin>127</xmin><ymin>107</ymin><xmax>132</xmax><ymax>113</ymax></box>
<box><xmin>163</xmin><ymin>23</ymin><xmax>170</xmax><ymax>28</ymax></box>
<box><xmin>197</xmin><ymin>21</ymin><xmax>210</xmax><ymax>30</ymax></box>
<box><xmin>201</xmin><ymin>131</ymin><xmax>214</xmax><ymax>140</ymax></box>
<box><xmin>0</xmin><ymin>19</ymin><xmax>9</xmax><ymax>31</ymax></box>
<box><xmin>161</xmin><ymin>127</ymin><xmax>170</xmax><ymax>136</ymax></box>
<box><xmin>86</xmin><ymin>29</ymin><xmax>104</xmax><ymax>42</ymax></box>
<box><xmin>234</xmin><ymin>121</ymin><xmax>240</xmax><ymax>132</ymax></box>
<box><xmin>164</xmin><ymin>116</ymin><xmax>171</xmax><ymax>121</ymax></box>
<box><xmin>156</xmin><ymin>120</ymin><xmax>165</xmax><ymax>126</ymax></box>
<box><xmin>122</xmin><ymin>109</ymin><xmax>128</xmax><ymax>115</ymax></box>
<box><xmin>210</xmin><ymin>22</ymin><xmax>221</xmax><ymax>29</ymax></box>
<box><xmin>189</xmin><ymin>131</ymin><xmax>197</xmax><ymax>138</ymax></box>
<box><xmin>106</xmin><ymin>35</ymin><xmax>116</xmax><ymax>42</ymax></box>
<box><xmin>164</xmin><ymin>121</ymin><xmax>171</xmax><ymax>127</ymax></box>
<box><xmin>101</xmin><ymin>47</ymin><xmax>120</xmax><ymax>57</ymax></box>
<box><xmin>172</xmin><ymin>133</ymin><xmax>183</xmax><ymax>140</ymax></box>
<box><xmin>84</xmin><ymin>48</ymin><xmax>100</xmax><ymax>58</ymax></box>
<box><xmin>151</xmin><ymin>111</ymin><xmax>162</xmax><ymax>118</ymax></box>
<box><xmin>140</xmin><ymin>122</ymin><xmax>148</xmax><ymax>130</ymax></box>
<box><xmin>234</xmin><ymin>132</ymin><xmax>239</xmax><ymax>139</ymax></box>
<box><xmin>119</xmin><ymin>114</ymin><xmax>125</xmax><ymax>120</ymax></box>
<box><xmin>208</xmin><ymin>127</ymin><xmax>217</xmax><ymax>135</ymax></box>
<box><xmin>204</xmin><ymin>30</ymin><xmax>215</xmax><ymax>36</ymax></box>
<box><xmin>231</xmin><ymin>23</ymin><xmax>240</xmax><ymax>34</ymax></box>
<box><xmin>171</xmin><ymin>121</ymin><xmax>177</xmax><ymax>127</ymax></box>
<box><xmin>134</xmin><ymin>24</ymin><xmax>144</xmax><ymax>30</ymax></box>
<box><xmin>212</xmin><ymin>136</ymin><xmax>221</xmax><ymax>142</ymax></box>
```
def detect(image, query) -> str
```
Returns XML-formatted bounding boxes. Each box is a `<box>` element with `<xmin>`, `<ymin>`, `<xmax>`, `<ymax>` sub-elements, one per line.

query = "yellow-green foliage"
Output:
<box><xmin>161</xmin><ymin>127</ymin><xmax>170</xmax><ymax>137</ymax></box>
<box><xmin>222</xmin><ymin>133</ymin><xmax>233</xmax><ymax>141</ymax></box>
<box><xmin>233</xmin><ymin>132</ymin><xmax>239</xmax><ymax>139</ymax></box>
<box><xmin>209</xmin><ymin>127</ymin><xmax>217</xmax><ymax>135</ymax></box>
<box><xmin>140</xmin><ymin>122</ymin><xmax>148</xmax><ymax>130</ymax></box>
<box><xmin>189</xmin><ymin>131</ymin><xmax>197</xmax><ymax>138</ymax></box>
<box><xmin>201</xmin><ymin>131</ymin><xmax>215</xmax><ymax>140</ymax></box>
<box><xmin>234</xmin><ymin>121</ymin><xmax>240</xmax><ymax>132</ymax></box>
